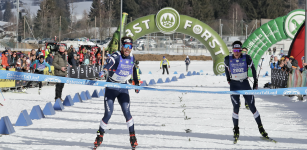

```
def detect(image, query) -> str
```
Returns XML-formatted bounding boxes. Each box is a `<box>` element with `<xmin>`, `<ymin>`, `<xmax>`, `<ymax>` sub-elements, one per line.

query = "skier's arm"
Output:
<box><xmin>160</xmin><ymin>60</ymin><xmax>163</xmax><ymax>67</ymax></box>
<box><xmin>224</xmin><ymin>56</ymin><xmax>231</xmax><ymax>81</ymax></box>
<box><xmin>104</xmin><ymin>56</ymin><xmax>115</xmax><ymax>70</ymax></box>
<box><xmin>44</xmin><ymin>62</ymin><xmax>52</xmax><ymax>72</ymax></box>
<box><xmin>30</xmin><ymin>60</ymin><xmax>38</xmax><ymax>68</ymax></box>
<box><xmin>167</xmin><ymin>59</ymin><xmax>170</xmax><ymax>66</ymax></box>
<box><xmin>247</xmin><ymin>55</ymin><xmax>257</xmax><ymax>80</ymax></box>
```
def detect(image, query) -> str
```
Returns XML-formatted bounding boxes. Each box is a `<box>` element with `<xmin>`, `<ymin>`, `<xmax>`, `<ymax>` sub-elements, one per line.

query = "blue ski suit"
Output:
<box><xmin>99</xmin><ymin>52</ymin><xmax>138</xmax><ymax>133</ymax></box>
<box><xmin>224</xmin><ymin>54</ymin><xmax>263</xmax><ymax>127</ymax></box>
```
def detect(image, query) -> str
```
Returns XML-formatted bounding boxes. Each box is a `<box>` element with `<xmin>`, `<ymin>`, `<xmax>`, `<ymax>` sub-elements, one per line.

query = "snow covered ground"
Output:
<box><xmin>1</xmin><ymin>59</ymin><xmax>307</xmax><ymax>149</ymax></box>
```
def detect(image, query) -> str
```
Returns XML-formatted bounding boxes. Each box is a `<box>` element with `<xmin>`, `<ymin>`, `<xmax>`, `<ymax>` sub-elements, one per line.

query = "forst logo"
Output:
<box><xmin>284</xmin><ymin>9</ymin><xmax>305</xmax><ymax>39</ymax></box>
<box><xmin>156</xmin><ymin>7</ymin><xmax>180</xmax><ymax>34</ymax></box>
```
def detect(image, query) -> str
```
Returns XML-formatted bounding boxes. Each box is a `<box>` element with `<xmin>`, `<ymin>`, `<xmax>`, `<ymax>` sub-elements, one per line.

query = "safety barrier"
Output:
<box><xmin>0</xmin><ymin>89</ymin><xmax>104</xmax><ymax>135</ymax></box>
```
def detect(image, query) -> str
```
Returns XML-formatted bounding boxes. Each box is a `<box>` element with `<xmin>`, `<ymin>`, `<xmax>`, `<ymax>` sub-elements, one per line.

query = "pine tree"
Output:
<box><xmin>3</xmin><ymin>1</ymin><xmax>12</xmax><ymax>22</ymax></box>
<box><xmin>88</xmin><ymin>0</ymin><xmax>102</xmax><ymax>21</ymax></box>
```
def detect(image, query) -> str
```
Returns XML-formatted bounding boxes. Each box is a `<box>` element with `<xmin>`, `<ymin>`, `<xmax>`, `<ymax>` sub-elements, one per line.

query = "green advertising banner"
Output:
<box><xmin>243</xmin><ymin>9</ymin><xmax>305</xmax><ymax>77</ymax></box>
<box><xmin>125</xmin><ymin>7</ymin><xmax>229</xmax><ymax>75</ymax></box>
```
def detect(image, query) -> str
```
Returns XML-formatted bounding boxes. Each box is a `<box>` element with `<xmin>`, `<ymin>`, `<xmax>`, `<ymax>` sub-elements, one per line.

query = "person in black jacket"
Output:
<box><xmin>46</xmin><ymin>53</ymin><xmax>53</xmax><ymax>65</ymax></box>
<box><xmin>71</xmin><ymin>54</ymin><xmax>78</xmax><ymax>67</ymax></box>
<box><xmin>185</xmin><ymin>56</ymin><xmax>190</xmax><ymax>72</ymax></box>
<box><xmin>10</xmin><ymin>51</ymin><xmax>18</xmax><ymax>68</ymax></box>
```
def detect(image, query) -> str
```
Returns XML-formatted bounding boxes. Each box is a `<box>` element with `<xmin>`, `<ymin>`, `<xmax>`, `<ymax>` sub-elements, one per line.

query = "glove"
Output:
<box><xmin>49</xmin><ymin>71</ymin><xmax>52</xmax><ymax>73</ymax></box>
<box><xmin>99</xmin><ymin>70</ymin><xmax>108</xmax><ymax>78</ymax></box>
<box><xmin>135</xmin><ymin>89</ymin><xmax>140</xmax><ymax>93</ymax></box>
<box><xmin>169</xmin><ymin>66</ymin><xmax>170</xmax><ymax>68</ymax></box>
<box><xmin>128</xmin><ymin>79</ymin><xmax>132</xmax><ymax>84</ymax></box>
<box><xmin>160</xmin><ymin>67</ymin><xmax>161</xmax><ymax>69</ymax></box>
<box><xmin>253</xmin><ymin>79</ymin><xmax>258</xmax><ymax>90</ymax></box>
<box><xmin>227</xmin><ymin>78</ymin><xmax>231</xmax><ymax>85</ymax></box>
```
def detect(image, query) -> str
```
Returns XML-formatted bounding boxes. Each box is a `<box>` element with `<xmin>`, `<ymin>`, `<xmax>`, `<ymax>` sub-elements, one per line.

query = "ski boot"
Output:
<box><xmin>233</xmin><ymin>126</ymin><xmax>239</xmax><ymax>144</ymax></box>
<box><xmin>93</xmin><ymin>130</ymin><xmax>104</xmax><ymax>149</ymax></box>
<box><xmin>130</xmin><ymin>132</ymin><xmax>138</xmax><ymax>149</ymax></box>
<box><xmin>258</xmin><ymin>125</ymin><xmax>268</xmax><ymax>138</ymax></box>
<box><xmin>22</xmin><ymin>87</ymin><xmax>28</xmax><ymax>93</ymax></box>
<box><xmin>38</xmin><ymin>88</ymin><xmax>41</xmax><ymax>95</ymax></box>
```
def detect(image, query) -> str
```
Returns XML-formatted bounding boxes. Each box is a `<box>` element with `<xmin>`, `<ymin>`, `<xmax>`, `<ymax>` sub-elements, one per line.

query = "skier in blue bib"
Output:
<box><xmin>24</xmin><ymin>55</ymin><xmax>52</xmax><ymax>94</ymax></box>
<box><xmin>224</xmin><ymin>41</ymin><xmax>270</xmax><ymax>143</ymax></box>
<box><xmin>94</xmin><ymin>37</ymin><xmax>139</xmax><ymax>149</ymax></box>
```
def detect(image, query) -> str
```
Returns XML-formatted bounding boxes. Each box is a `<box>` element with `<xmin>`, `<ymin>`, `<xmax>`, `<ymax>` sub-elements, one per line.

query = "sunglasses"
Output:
<box><xmin>233</xmin><ymin>50</ymin><xmax>242</xmax><ymax>53</ymax></box>
<box><xmin>123</xmin><ymin>44</ymin><xmax>132</xmax><ymax>49</ymax></box>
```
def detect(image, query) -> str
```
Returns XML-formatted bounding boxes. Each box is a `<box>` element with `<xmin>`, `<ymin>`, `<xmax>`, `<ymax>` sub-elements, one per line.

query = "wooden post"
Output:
<box><xmin>102</xmin><ymin>47</ymin><xmax>105</xmax><ymax>66</ymax></box>
<box><xmin>24</xmin><ymin>16</ymin><xmax>25</xmax><ymax>39</ymax></box>
<box><xmin>59</xmin><ymin>16</ymin><xmax>61</xmax><ymax>41</ymax></box>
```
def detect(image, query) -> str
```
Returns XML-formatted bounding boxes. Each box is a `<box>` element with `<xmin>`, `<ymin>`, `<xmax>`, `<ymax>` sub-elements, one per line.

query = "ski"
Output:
<box><xmin>260</xmin><ymin>137</ymin><xmax>277</xmax><ymax>143</ymax></box>
<box><xmin>92</xmin><ymin>145</ymin><xmax>99</xmax><ymax>150</ymax></box>
<box><xmin>0</xmin><ymin>103</ymin><xmax>3</xmax><ymax>106</ymax></box>
<box><xmin>233</xmin><ymin>138</ymin><xmax>238</xmax><ymax>144</ymax></box>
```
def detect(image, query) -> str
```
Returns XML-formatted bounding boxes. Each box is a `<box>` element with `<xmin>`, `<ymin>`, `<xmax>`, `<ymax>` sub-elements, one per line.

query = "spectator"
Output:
<box><xmin>21</xmin><ymin>56</ymin><xmax>28</xmax><ymax>72</ymax></box>
<box><xmin>36</xmin><ymin>48</ymin><xmax>42</xmax><ymax>59</ymax></box>
<box><xmin>2</xmin><ymin>51</ymin><xmax>9</xmax><ymax>70</ymax></box>
<box><xmin>45</xmin><ymin>46</ymin><xmax>51</xmax><ymax>59</ymax></box>
<box><xmin>89</xmin><ymin>56</ymin><xmax>93</xmax><ymax>65</ymax></box>
<box><xmin>242</xmin><ymin>47</ymin><xmax>248</xmax><ymax>53</ymax></box>
<box><xmin>71</xmin><ymin>54</ymin><xmax>78</xmax><ymax>67</ymax></box>
<box><xmin>279</xmin><ymin>57</ymin><xmax>285</xmax><ymax>71</ymax></box>
<box><xmin>30</xmin><ymin>49</ymin><xmax>36</xmax><ymax>57</ymax></box>
<box><xmin>64</xmin><ymin>50</ymin><xmax>68</xmax><ymax>62</ymax></box>
<box><xmin>96</xmin><ymin>48</ymin><xmax>102</xmax><ymax>58</ymax></box>
<box><xmin>67</xmin><ymin>45</ymin><xmax>74</xmax><ymax>54</ymax></box>
<box><xmin>185</xmin><ymin>56</ymin><xmax>190</xmax><ymax>72</ymax></box>
<box><xmin>268</xmin><ymin>48</ymin><xmax>272</xmax><ymax>55</ymax></box>
<box><xmin>0</xmin><ymin>55</ymin><xmax>2</xmax><ymax>69</ymax></box>
<box><xmin>10</xmin><ymin>51</ymin><xmax>18</xmax><ymax>68</ymax></box>
<box><xmin>289</xmin><ymin>56</ymin><xmax>299</xmax><ymax>69</ymax></box>
<box><xmin>270</xmin><ymin>56</ymin><xmax>280</xmax><ymax>69</ymax></box>
<box><xmin>280</xmin><ymin>48</ymin><xmax>283</xmax><ymax>56</ymax></box>
<box><xmin>46</xmin><ymin>53</ymin><xmax>53</xmax><ymax>65</ymax></box>
<box><xmin>83</xmin><ymin>50</ymin><xmax>91</xmax><ymax>65</ymax></box>
<box><xmin>7</xmin><ymin>49</ymin><xmax>12</xmax><ymax>67</ymax></box>
<box><xmin>68</xmin><ymin>48</ymin><xmax>77</xmax><ymax>64</ymax></box>
<box><xmin>16</xmin><ymin>58</ymin><xmax>22</xmax><ymax>71</ymax></box>
<box><xmin>273</xmin><ymin>47</ymin><xmax>276</xmax><ymax>55</ymax></box>
<box><xmin>52</xmin><ymin>46</ymin><xmax>67</xmax><ymax>101</ymax></box>
<box><xmin>284</xmin><ymin>57</ymin><xmax>292</xmax><ymax>72</ymax></box>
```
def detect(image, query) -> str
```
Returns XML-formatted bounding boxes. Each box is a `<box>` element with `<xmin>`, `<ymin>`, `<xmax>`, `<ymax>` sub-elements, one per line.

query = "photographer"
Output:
<box><xmin>270</xmin><ymin>56</ymin><xmax>281</xmax><ymax>69</ymax></box>
<box><xmin>52</xmin><ymin>46</ymin><xmax>67</xmax><ymax>101</ymax></box>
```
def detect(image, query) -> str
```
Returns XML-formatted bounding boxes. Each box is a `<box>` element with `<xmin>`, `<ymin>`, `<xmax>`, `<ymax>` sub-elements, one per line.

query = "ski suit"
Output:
<box><xmin>26</xmin><ymin>60</ymin><xmax>51</xmax><ymax>88</ymax></box>
<box><xmin>224</xmin><ymin>53</ymin><xmax>263</xmax><ymax>127</ymax></box>
<box><xmin>160</xmin><ymin>59</ymin><xmax>170</xmax><ymax>74</ymax></box>
<box><xmin>99</xmin><ymin>53</ymin><xmax>138</xmax><ymax>133</ymax></box>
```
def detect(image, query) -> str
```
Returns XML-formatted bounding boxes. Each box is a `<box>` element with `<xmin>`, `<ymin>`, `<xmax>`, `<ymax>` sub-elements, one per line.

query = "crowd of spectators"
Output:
<box><xmin>0</xmin><ymin>45</ymin><xmax>109</xmax><ymax>73</ymax></box>
<box><xmin>270</xmin><ymin>55</ymin><xmax>300</xmax><ymax>73</ymax></box>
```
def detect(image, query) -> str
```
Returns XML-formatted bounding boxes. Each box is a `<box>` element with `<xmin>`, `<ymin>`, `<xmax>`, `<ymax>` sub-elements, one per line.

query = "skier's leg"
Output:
<box><xmin>100</xmin><ymin>88</ymin><xmax>118</xmax><ymax>133</ymax></box>
<box><xmin>230</xmin><ymin>95</ymin><xmax>240</xmax><ymax>127</ymax></box>
<box><xmin>38</xmin><ymin>82</ymin><xmax>42</xmax><ymax>88</ymax></box>
<box><xmin>166</xmin><ymin>65</ymin><xmax>169</xmax><ymax>74</ymax></box>
<box><xmin>243</xmin><ymin>94</ymin><xmax>262</xmax><ymax>125</ymax></box>
<box><xmin>117</xmin><ymin>89</ymin><xmax>138</xmax><ymax>148</ymax></box>
<box><xmin>117</xmin><ymin>90</ymin><xmax>134</xmax><ymax>133</ymax></box>
<box><xmin>162</xmin><ymin>65</ymin><xmax>165</xmax><ymax>74</ymax></box>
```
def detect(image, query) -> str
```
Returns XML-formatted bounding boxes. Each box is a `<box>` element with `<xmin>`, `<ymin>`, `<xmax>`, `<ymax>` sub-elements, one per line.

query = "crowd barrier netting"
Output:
<box><xmin>271</xmin><ymin>69</ymin><xmax>307</xmax><ymax>89</ymax></box>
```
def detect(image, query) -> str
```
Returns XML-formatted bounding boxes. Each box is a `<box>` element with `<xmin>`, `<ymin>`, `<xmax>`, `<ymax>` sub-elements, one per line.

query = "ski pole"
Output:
<box><xmin>257</xmin><ymin>58</ymin><xmax>265</xmax><ymax>78</ymax></box>
<box><xmin>0</xmin><ymin>89</ymin><xmax>6</xmax><ymax>101</ymax></box>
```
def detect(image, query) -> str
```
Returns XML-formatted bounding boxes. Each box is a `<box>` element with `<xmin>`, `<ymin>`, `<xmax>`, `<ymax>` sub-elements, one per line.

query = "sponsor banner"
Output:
<box><xmin>0</xmin><ymin>70</ymin><xmax>307</xmax><ymax>95</ymax></box>
<box><xmin>0</xmin><ymin>79</ymin><xmax>15</xmax><ymax>88</ymax></box>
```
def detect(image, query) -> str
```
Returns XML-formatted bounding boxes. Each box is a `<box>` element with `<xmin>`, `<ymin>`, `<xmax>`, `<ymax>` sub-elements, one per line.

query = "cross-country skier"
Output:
<box><xmin>23</xmin><ymin>55</ymin><xmax>52</xmax><ymax>94</ymax></box>
<box><xmin>160</xmin><ymin>56</ymin><xmax>170</xmax><ymax>74</ymax></box>
<box><xmin>94</xmin><ymin>37</ymin><xmax>139</xmax><ymax>149</ymax></box>
<box><xmin>224</xmin><ymin>41</ymin><xmax>270</xmax><ymax>143</ymax></box>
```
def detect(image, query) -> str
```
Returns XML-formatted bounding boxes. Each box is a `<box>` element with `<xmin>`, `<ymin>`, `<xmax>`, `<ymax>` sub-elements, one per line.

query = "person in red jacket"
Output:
<box><xmin>2</xmin><ymin>51</ymin><xmax>9</xmax><ymax>70</ymax></box>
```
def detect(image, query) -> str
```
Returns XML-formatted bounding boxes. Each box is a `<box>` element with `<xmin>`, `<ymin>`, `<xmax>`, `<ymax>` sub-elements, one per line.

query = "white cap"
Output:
<box><xmin>187</xmin><ymin>56</ymin><xmax>189</xmax><ymax>58</ymax></box>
